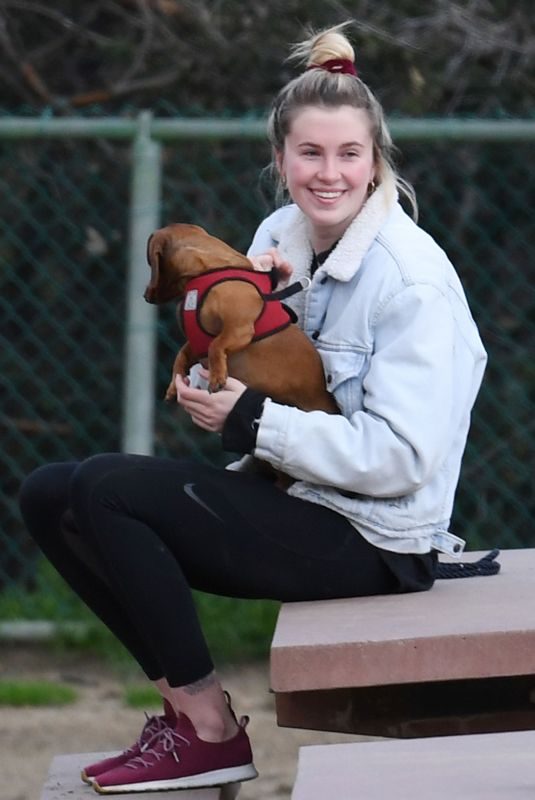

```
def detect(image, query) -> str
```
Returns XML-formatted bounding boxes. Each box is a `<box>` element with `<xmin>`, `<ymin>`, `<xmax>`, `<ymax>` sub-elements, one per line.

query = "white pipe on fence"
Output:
<box><xmin>1</xmin><ymin>116</ymin><xmax>534</xmax><ymax>141</ymax></box>
<box><xmin>121</xmin><ymin>111</ymin><xmax>161</xmax><ymax>455</ymax></box>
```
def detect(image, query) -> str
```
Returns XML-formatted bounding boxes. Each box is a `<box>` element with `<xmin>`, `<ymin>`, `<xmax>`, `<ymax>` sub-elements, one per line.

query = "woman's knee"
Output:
<box><xmin>19</xmin><ymin>462</ymin><xmax>77</xmax><ymax>523</ymax></box>
<box><xmin>68</xmin><ymin>452</ymin><xmax>134</xmax><ymax>516</ymax></box>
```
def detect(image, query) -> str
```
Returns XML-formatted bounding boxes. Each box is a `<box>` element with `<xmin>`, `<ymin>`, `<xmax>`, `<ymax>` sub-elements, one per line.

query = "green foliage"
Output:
<box><xmin>194</xmin><ymin>592</ymin><xmax>280</xmax><ymax>664</ymax></box>
<box><xmin>0</xmin><ymin>560</ymin><xmax>279</xmax><ymax>669</ymax></box>
<box><xmin>124</xmin><ymin>685</ymin><xmax>161</xmax><ymax>710</ymax></box>
<box><xmin>0</xmin><ymin>680</ymin><xmax>77</xmax><ymax>707</ymax></box>
<box><xmin>0</xmin><ymin>561</ymin><xmax>88</xmax><ymax>621</ymax></box>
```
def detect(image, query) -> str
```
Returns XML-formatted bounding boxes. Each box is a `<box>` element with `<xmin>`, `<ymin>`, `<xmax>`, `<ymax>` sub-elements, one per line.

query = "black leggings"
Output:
<box><xmin>18</xmin><ymin>453</ymin><xmax>434</xmax><ymax>687</ymax></box>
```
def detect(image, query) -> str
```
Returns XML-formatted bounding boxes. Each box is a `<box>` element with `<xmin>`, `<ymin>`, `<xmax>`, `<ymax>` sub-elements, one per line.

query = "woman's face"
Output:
<box><xmin>277</xmin><ymin>105</ymin><xmax>376</xmax><ymax>251</ymax></box>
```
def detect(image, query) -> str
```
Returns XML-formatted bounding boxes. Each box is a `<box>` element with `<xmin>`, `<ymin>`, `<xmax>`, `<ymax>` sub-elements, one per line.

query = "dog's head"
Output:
<box><xmin>144</xmin><ymin>223</ymin><xmax>252</xmax><ymax>304</ymax></box>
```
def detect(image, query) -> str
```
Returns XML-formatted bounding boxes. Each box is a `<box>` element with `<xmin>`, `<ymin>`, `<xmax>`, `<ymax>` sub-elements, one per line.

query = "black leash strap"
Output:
<box><xmin>264</xmin><ymin>275</ymin><xmax>312</xmax><ymax>302</ymax></box>
<box><xmin>436</xmin><ymin>548</ymin><xmax>501</xmax><ymax>579</ymax></box>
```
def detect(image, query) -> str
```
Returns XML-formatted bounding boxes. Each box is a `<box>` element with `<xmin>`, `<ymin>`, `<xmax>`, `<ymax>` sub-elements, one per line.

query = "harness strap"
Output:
<box><xmin>180</xmin><ymin>267</ymin><xmax>310</xmax><ymax>360</ymax></box>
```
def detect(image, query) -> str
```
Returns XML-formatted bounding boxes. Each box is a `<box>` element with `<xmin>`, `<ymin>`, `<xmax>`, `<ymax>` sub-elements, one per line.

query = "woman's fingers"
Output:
<box><xmin>175</xmin><ymin>373</ymin><xmax>247</xmax><ymax>432</ymax></box>
<box><xmin>250</xmin><ymin>248</ymin><xmax>293</xmax><ymax>284</ymax></box>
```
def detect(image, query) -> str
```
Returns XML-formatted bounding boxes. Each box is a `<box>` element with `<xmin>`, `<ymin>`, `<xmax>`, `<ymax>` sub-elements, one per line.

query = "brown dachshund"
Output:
<box><xmin>144</xmin><ymin>223</ymin><xmax>338</xmax><ymax>415</ymax></box>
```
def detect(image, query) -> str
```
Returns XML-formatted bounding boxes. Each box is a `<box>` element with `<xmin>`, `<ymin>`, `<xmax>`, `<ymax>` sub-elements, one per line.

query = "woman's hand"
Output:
<box><xmin>175</xmin><ymin>368</ymin><xmax>247</xmax><ymax>433</ymax></box>
<box><xmin>248</xmin><ymin>247</ymin><xmax>293</xmax><ymax>286</ymax></box>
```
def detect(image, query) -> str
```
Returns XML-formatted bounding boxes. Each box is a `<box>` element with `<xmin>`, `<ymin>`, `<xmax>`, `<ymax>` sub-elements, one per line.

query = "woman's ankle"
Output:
<box><xmin>189</xmin><ymin>707</ymin><xmax>240</xmax><ymax>742</ymax></box>
<box><xmin>168</xmin><ymin>671</ymin><xmax>240</xmax><ymax>742</ymax></box>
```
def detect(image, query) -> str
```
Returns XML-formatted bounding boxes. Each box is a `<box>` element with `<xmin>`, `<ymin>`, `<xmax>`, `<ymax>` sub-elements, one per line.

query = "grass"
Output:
<box><xmin>0</xmin><ymin>560</ymin><xmax>280</xmax><ymax>670</ymax></box>
<box><xmin>0</xmin><ymin>680</ymin><xmax>77</xmax><ymax>706</ymax></box>
<box><xmin>124</xmin><ymin>684</ymin><xmax>161</xmax><ymax>710</ymax></box>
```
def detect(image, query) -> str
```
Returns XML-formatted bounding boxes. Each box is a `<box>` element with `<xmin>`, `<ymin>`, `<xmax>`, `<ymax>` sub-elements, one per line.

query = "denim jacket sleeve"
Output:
<box><xmin>254</xmin><ymin>282</ymin><xmax>457</xmax><ymax>498</ymax></box>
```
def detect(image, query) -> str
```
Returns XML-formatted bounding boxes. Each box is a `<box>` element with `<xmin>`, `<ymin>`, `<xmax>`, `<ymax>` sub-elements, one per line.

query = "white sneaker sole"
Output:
<box><xmin>93</xmin><ymin>763</ymin><xmax>258</xmax><ymax>794</ymax></box>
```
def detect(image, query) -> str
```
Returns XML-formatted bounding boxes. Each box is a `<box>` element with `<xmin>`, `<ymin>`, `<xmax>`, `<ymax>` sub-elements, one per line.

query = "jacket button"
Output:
<box><xmin>453</xmin><ymin>543</ymin><xmax>461</xmax><ymax>553</ymax></box>
<box><xmin>327</xmin><ymin>374</ymin><xmax>332</xmax><ymax>384</ymax></box>
<box><xmin>312</xmin><ymin>330</ymin><xmax>320</xmax><ymax>340</ymax></box>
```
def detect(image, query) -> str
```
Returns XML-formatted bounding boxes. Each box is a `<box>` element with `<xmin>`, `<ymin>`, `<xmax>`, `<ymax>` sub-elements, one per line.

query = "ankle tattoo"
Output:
<box><xmin>182</xmin><ymin>670</ymin><xmax>217</xmax><ymax>695</ymax></box>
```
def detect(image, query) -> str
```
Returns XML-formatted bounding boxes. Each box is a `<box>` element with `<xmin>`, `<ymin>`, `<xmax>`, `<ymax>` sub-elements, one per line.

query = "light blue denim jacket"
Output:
<box><xmin>239</xmin><ymin>186</ymin><xmax>487</xmax><ymax>556</ymax></box>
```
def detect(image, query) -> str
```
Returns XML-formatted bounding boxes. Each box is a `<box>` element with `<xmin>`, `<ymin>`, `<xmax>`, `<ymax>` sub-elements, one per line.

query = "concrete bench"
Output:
<box><xmin>290</xmin><ymin>730</ymin><xmax>535</xmax><ymax>799</ymax></box>
<box><xmin>41</xmin><ymin>753</ymin><xmax>241</xmax><ymax>800</ymax></box>
<box><xmin>271</xmin><ymin>548</ymin><xmax>535</xmax><ymax>738</ymax></box>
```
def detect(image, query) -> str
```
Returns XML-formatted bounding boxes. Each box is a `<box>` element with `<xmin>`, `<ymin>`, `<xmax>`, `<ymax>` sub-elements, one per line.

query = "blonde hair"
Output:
<box><xmin>267</xmin><ymin>24</ymin><xmax>417</xmax><ymax>219</ymax></box>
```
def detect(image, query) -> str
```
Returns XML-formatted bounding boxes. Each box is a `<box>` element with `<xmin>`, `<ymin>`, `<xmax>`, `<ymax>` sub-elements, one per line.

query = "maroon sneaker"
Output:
<box><xmin>92</xmin><ymin>712</ymin><xmax>257</xmax><ymax>793</ymax></box>
<box><xmin>81</xmin><ymin>700</ymin><xmax>176</xmax><ymax>784</ymax></box>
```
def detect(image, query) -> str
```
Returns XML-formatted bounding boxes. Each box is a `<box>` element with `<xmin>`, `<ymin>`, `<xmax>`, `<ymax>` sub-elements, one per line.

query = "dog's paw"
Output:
<box><xmin>164</xmin><ymin>383</ymin><xmax>177</xmax><ymax>402</ymax></box>
<box><xmin>208</xmin><ymin>381</ymin><xmax>225</xmax><ymax>394</ymax></box>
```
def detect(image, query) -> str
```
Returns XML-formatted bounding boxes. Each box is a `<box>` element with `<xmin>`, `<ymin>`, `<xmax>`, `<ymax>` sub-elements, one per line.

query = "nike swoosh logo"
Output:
<box><xmin>183</xmin><ymin>483</ymin><xmax>223</xmax><ymax>522</ymax></box>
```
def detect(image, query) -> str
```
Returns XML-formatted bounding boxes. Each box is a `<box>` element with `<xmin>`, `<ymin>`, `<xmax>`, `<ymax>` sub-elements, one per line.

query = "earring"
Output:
<box><xmin>367</xmin><ymin>179</ymin><xmax>377</xmax><ymax>195</ymax></box>
<box><xmin>281</xmin><ymin>175</ymin><xmax>287</xmax><ymax>189</ymax></box>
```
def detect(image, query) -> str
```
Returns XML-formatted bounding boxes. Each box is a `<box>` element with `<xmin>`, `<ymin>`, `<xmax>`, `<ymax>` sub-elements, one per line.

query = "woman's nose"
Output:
<box><xmin>316</xmin><ymin>157</ymin><xmax>340</xmax><ymax>183</ymax></box>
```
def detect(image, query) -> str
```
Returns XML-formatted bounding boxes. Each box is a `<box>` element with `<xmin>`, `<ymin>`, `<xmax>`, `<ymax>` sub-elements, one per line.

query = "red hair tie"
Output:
<box><xmin>307</xmin><ymin>58</ymin><xmax>357</xmax><ymax>76</ymax></box>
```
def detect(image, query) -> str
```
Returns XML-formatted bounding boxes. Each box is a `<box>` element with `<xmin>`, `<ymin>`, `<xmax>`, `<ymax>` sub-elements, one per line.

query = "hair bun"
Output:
<box><xmin>290</xmin><ymin>24</ymin><xmax>356</xmax><ymax>72</ymax></box>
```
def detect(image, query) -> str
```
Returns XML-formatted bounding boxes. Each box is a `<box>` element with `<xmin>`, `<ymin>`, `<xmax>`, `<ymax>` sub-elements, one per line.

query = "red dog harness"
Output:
<box><xmin>180</xmin><ymin>267</ymin><xmax>301</xmax><ymax>359</ymax></box>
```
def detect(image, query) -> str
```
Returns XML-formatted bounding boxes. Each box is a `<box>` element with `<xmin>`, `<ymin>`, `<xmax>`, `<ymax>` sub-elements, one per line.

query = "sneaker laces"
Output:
<box><xmin>141</xmin><ymin>712</ymin><xmax>171</xmax><ymax>747</ymax></box>
<box><xmin>118</xmin><ymin>713</ymin><xmax>167</xmax><ymax>757</ymax></box>
<box><xmin>127</xmin><ymin>728</ymin><xmax>191</xmax><ymax>769</ymax></box>
<box><xmin>143</xmin><ymin>712</ymin><xmax>169</xmax><ymax>737</ymax></box>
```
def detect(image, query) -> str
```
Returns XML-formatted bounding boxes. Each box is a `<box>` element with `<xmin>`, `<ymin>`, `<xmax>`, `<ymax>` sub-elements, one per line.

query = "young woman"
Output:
<box><xmin>18</xmin><ymin>24</ymin><xmax>486</xmax><ymax>795</ymax></box>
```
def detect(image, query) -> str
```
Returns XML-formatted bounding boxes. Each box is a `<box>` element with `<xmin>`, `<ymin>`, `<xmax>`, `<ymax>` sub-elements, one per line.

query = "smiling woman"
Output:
<box><xmin>276</xmin><ymin>105</ymin><xmax>376</xmax><ymax>251</ymax></box>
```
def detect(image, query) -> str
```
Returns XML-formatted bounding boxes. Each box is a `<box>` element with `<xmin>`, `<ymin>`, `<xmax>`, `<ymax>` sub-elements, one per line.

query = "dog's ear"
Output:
<box><xmin>148</xmin><ymin>229</ymin><xmax>207</xmax><ymax>278</ymax></box>
<box><xmin>147</xmin><ymin>232</ymin><xmax>164</xmax><ymax>273</ymax></box>
<box><xmin>146</xmin><ymin>233</ymin><xmax>154</xmax><ymax>265</ymax></box>
<box><xmin>144</xmin><ymin>232</ymin><xmax>166</xmax><ymax>302</ymax></box>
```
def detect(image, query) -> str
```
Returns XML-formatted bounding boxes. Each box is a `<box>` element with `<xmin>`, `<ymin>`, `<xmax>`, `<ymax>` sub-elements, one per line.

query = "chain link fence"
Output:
<box><xmin>1</xmin><ymin>114</ymin><xmax>534</xmax><ymax>611</ymax></box>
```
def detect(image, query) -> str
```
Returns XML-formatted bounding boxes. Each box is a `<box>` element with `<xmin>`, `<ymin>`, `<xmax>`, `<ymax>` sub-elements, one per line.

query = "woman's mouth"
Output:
<box><xmin>311</xmin><ymin>190</ymin><xmax>344</xmax><ymax>202</ymax></box>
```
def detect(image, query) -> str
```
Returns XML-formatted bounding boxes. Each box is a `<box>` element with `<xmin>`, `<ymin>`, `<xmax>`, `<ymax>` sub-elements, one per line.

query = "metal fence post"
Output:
<box><xmin>121</xmin><ymin>111</ymin><xmax>161</xmax><ymax>454</ymax></box>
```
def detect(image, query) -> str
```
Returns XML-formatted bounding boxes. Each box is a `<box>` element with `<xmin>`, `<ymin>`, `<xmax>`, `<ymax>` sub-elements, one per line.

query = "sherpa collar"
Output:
<box><xmin>275</xmin><ymin>183</ymin><xmax>396</xmax><ymax>286</ymax></box>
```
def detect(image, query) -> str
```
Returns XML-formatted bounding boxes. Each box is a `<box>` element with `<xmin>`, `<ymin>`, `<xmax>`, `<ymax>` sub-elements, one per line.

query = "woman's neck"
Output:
<box><xmin>310</xmin><ymin>218</ymin><xmax>352</xmax><ymax>253</ymax></box>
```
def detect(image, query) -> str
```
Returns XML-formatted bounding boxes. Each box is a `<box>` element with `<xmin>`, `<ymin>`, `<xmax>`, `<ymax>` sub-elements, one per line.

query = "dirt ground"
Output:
<box><xmin>1</xmin><ymin>645</ymin><xmax>365</xmax><ymax>800</ymax></box>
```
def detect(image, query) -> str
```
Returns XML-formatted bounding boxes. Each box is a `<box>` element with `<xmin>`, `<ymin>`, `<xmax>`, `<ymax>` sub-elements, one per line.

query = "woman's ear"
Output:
<box><xmin>372</xmin><ymin>144</ymin><xmax>381</xmax><ymax>180</ymax></box>
<box><xmin>274</xmin><ymin>148</ymin><xmax>285</xmax><ymax>178</ymax></box>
